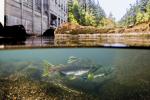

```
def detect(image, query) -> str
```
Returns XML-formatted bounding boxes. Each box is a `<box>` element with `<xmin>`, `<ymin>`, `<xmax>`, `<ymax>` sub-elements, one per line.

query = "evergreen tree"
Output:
<box><xmin>119</xmin><ymin>0</ymin><xmax>150</xmax><ymax>26</ymax></box>
<box><xmin>68</xmin><ymin>0</ymin><xmax>106</xmax><ymax>27</ymax></box>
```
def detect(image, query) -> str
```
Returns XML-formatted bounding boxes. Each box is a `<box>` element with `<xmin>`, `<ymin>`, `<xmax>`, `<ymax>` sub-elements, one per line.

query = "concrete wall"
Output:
<box><xmin>5</xmin><ymin>0</ymin><xmax>68</xmax><ymax>35</ymax></box>
<box><xmin>0</xmin><ymin>0</ymin><xmax>4</xmax><ymax>26</ymax></box>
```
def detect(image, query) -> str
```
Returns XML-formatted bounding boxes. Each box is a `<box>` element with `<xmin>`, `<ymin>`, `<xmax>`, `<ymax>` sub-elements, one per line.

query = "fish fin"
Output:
<box><xmin>69</xmin><ymin>76</ymin><xmax>76</xmax><ymax>80</ymax></box>
<box><xmin>43</xmin><ymin>60</ymin><xmax>54</xmax><ymax>68</ymax></box>
<box><xmin>42</xmin><ymin>71</ymin><xmax>49</xmax><ymax>77</ymax></box>
<box><xmin>87</xmin><ymin>73</ymin><xmax>94</xmax><ymax>80</ymax></box>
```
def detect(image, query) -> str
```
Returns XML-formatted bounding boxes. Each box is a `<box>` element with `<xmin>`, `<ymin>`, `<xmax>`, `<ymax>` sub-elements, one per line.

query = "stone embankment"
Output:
<box><xmin>55</xmin><ymin>23</ymin><xmax>150</xmax><ymax>38</ymax></box>
<box><xmin>55</xmin><ymin>22</ymin><xmax>150</xmax><ymax>39</ymax></box>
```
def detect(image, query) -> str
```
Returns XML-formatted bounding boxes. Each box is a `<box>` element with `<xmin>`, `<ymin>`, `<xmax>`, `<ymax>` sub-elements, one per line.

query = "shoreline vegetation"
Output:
<box><xmin>65</xmin><ymin>0</ymin><xmax>150</xmax><ymax>37</ymax></box>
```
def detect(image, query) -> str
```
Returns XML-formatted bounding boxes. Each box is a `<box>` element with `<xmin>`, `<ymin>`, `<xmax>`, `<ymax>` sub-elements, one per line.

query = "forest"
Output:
<box><xmin>68</xmin><ymin>0</ymin><xmax>150</xmax><ymax>28</ymax></box>
<box><xmin>119</xmin><ymin>0</ymin><xmax>150</xmax><ymax>27</ymax></box>
<box><xmin>68</xmin><ymin>0</ymin><xmax>116</xmax><ymax>28</ymax></box>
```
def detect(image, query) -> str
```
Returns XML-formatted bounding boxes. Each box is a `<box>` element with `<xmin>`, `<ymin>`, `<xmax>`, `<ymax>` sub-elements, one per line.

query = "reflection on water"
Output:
<box><xmin>55</xmin><ymin>35</ymin><xmax>150</xmax><ymax>47</ymax></box>
<box><xmin>0</xmin><ymin>48</ymin><xmax>150</xmax><ymax>99</ymax></box>
<box><xmin>0</xmin><ymin>34</ymin><xmax>150</xmax><ymax>48</ymax></box>
<box><xmin>25</xmin><ymin>36</ymin><xmax>55</xmax><ymax>46</ymax></box>
<box><xmin>0</xmin><ymin>37</ymin><xmax>26</xmax><ymax>45</ymax></box>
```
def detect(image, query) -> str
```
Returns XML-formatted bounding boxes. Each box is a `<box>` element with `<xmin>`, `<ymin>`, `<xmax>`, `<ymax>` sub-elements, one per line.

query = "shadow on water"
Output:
<box><xmin>0</xmin><ymin>37</ymin><xmax>26</xmax><ymax>45</ymax></box>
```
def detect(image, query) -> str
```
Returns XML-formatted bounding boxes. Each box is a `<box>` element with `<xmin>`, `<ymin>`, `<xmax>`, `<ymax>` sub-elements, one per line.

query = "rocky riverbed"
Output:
<box><xmin>0</xmin><ymin>76</ymin><xmax>95</xmax><ymax>100</ymax></box>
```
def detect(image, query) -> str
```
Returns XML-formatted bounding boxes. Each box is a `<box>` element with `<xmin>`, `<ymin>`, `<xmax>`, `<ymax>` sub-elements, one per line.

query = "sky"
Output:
<box><xmin>98</xmin><ymin>0</ymin><xmax>136</xmax><ymax>21</ymax></box>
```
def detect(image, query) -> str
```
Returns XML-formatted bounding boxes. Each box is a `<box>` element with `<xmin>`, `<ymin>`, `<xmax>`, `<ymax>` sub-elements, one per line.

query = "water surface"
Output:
<box><xmin>0</xmin><ymin>35</ymin><xmax>150</xmax><ymax>48</ymax></box>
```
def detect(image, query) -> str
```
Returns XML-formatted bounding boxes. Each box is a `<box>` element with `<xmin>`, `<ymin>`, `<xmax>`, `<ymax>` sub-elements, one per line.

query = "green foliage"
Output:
<box><xmin>98</xmin><ymin>18</ymin><xmax>116</xmax><ymax>28</ymax></box>
<box><xmin>146</xmin><ymin>0</ymin><xmax>150</xmax><ymax>19</ymax></box>
<box><xmin>72</xmin><ymin>0</ymin><xmax>81</xmax><ymax>22</ymax></box>
<box><xmin>120</xmin><ymin>0</ymin><xmax>150</xmax><ymax>26</ymax></box>
<box><xmin>84</xmin><ymin>12</ymin><xmax>96</xmax><ymax>26</ymax></box>
<box><xmin>136</xmin><ymin>11</ymin><xmax>144</xmax><ymax>23</ymax></box>
<box><xmin>68</xmin><ymin>13</ymin><xmax>78</xmax><ymax>24</ymax></box>
<box><xmin>143</xmin><ymin>12</ymin><xmax>149</xmax><ymax>22</ymax></box>
<box><xmin>68</xmin><ymin>0</ymin><xmax>107</xmax><ymax>27</ymax></box>
<box><xmin>68</xmin><ymin>0</ymin><xmax>79</xmax><ymax>24</ymax></box>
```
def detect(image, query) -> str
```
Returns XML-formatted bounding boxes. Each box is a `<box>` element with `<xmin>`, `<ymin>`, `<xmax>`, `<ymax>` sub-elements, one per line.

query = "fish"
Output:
<box><xmin>93</xmin><ymin>73</ymin><xmax>105</xmax><ymax>78</ymax></box>
<box><xmin>67</xmin><ymin>56</ymin><xmax>79</xmax><ymax>64</ymax></box>
<box><xmin>59</xmin><ymin>66</ymin><xmax>91</xmax><ymax>76</ymax></box>
<box><xmin>42</xmin><ymin>59</ymin><xmax>111</xmax><ymax>81</ymax></box>
<box><xmin>83</xmin><ymin>73</ymin><xmax>105</xmax><ymax>80</ymax></box>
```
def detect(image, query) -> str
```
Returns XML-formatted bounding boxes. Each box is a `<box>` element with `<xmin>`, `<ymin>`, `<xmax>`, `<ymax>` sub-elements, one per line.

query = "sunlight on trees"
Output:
<box><xmin>84</xmin><ymin>12</ymin><xmax>96</xmax><ymax>26</ymax></box>
<box><xmin>68</xmin><ymin>0</ymin><xmax>150</xmax><ymax>28</ymax></box>
<box><xmin>68</xmin><ymin>0</ymin><xmax>114</xmax><ymax>27</ymax></box>
<box><xmin>98</xmin><ymin>18</ymin><xmax>116</xmax><ymax>28</ymax></box>
<box><xmin>136</xmin><ymin>11</ymin><xmax>144</xmax><ymax>23</ymax></box>
<box><xmin>120</xmin><ymin>0</ymin><xmax>150</xmax><ymax>26</ymax></box>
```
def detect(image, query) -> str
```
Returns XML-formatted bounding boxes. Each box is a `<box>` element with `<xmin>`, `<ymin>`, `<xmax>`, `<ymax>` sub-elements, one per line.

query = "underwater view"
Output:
<box><xmin>0</xmin><ymin>48</ymin><xmax>150</xmax><ymax>100</ymax></box>
<box><xmin>1</xmin><ymin>0</ymin><xmax>150</xmax><ymax>99</ymax></box>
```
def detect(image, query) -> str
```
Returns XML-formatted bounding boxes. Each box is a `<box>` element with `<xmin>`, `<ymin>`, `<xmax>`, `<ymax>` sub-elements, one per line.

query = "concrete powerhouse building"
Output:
<box><xmin>0</xmin><ymin>0</ymin><xmax>68</xmax><ymax>35</ymax></box>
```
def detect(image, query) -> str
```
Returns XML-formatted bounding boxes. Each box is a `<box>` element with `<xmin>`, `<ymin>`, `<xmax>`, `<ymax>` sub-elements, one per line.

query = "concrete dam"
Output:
<box><xmin>0</xmin><ymin>0</ymin><xmax>68</xmax><ymax>36</ymax></box>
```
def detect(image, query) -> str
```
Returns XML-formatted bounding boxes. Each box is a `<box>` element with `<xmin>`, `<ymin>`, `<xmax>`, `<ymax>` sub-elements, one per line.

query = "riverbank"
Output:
<box><xmin>0</xmin><ymin>22</ymin><xmax>150</xmax><ymax>49</ymax></box>
<box><xmin>55</xmin><ymin>22</ymin><xmax>150</xmax><ymax>35</ymax></box>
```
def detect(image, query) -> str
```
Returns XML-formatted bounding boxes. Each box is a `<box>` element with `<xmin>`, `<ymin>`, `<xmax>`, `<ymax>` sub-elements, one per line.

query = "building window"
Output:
<box><xmin>23</xmin><ymin>0</ymin><xmax>33</xmax><ymax>8</ymax></box>
<box><xmin>35</xmin><ymin>0</ymin><xmax>41</xmax><ymax>12</ymax></box>
<box><xmin>43</xmin><ymin>0</ymin><xmax>48</xmax><ymax>10</ymax></box>
<box><xmin>61</xmin><ymin>4</ymin><xmax>63</xmax><ymax>10</ymax></box>
<box><xmin>43</xmin><ymin>0</ymin><xmax>48</xmax><ymax>14</ymax></box>
<box><xmin>55</xmin><ymin>0</ymin><xmax>57</xmax><ymax>4</ymax></box>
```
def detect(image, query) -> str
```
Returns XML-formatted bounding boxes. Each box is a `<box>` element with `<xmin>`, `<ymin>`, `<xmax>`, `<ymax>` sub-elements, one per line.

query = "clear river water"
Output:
<box><xmin>0</xmin><ymin>48</ymin><xmax>150</xmax><ymax>99</ymax></box>
<box><xmin>0</xmin><ymin>34</ymin><xmax>150</xmax><ymax>99</ymax></box>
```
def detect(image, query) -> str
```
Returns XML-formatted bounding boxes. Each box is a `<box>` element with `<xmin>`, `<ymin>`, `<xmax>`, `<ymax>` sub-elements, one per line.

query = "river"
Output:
<box><xmin>0</xmin><ymin>48</ymin><xmax>150</xmax><ymax>99</ymax></box>
<box><xmin>0</xmin><ymin>34</ymin><xmax>150</xmax><ymax>48</ymax></box>
<box><xmin>0</xmin><ymin>35</ymin><xmax>150</xmax><ymax>99</ymax></box>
